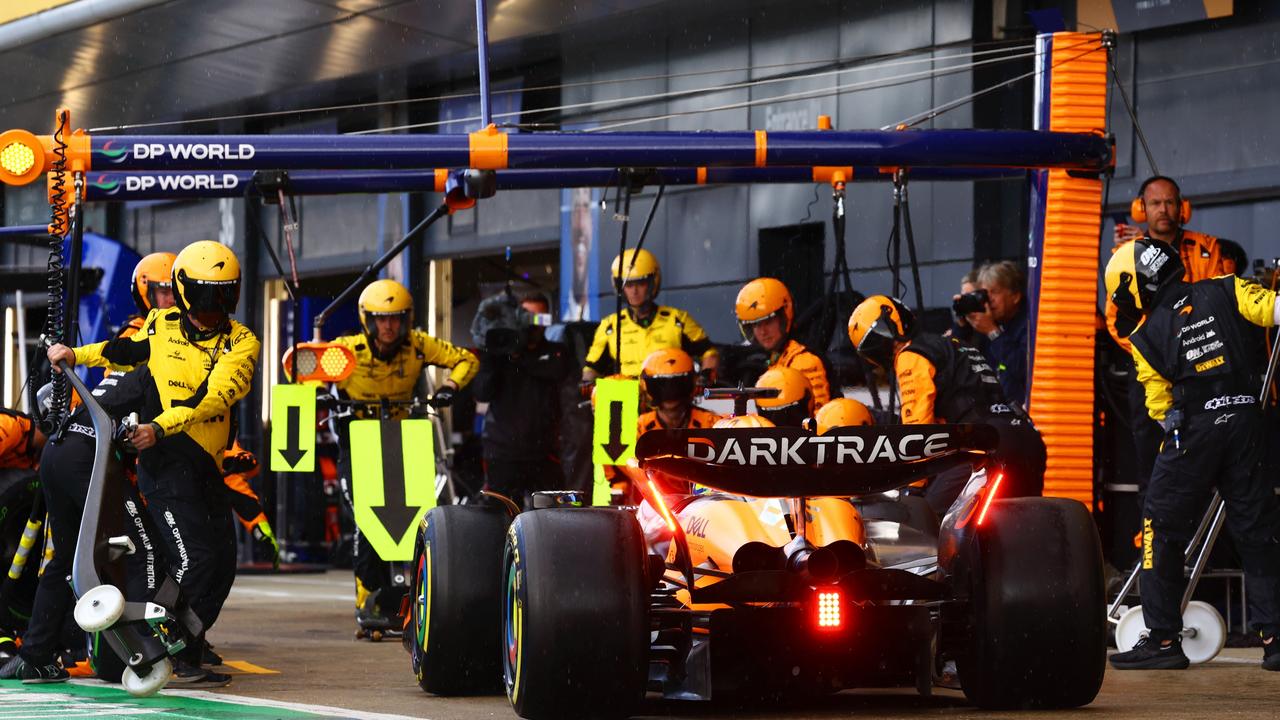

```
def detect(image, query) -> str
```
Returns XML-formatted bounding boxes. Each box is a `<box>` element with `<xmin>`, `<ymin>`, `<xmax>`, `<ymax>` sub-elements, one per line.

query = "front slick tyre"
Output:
<box><xmin>957</xmin><ymin>497</ymin><xmax>1106</xmax><ymax>710</ymax></box>
<box><xmin>411</xmin><ymin>505</ymin><xmax>509</xmax><ymax>695</ymax></box>
<box><xmin>503</xmin><ymin>508</ymin><xmax>647</xmax><ymax>720</ymax></box>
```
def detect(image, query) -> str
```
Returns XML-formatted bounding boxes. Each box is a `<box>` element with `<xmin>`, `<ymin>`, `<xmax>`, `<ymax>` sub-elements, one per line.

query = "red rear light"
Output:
<box><xmin>976</xmin><ymin>472</ymin><xmax>1004</xmax><ymax>526</ymax></box>
<box><xmin>816</xmin><ymin>591</ymin><xmax>841</xmax><ymax>629</ymax></box>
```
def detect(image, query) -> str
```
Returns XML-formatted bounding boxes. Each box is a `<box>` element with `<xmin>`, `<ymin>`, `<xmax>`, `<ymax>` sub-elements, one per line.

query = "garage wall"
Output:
<box><xmin>1105</xmin><ymin>1</ymin><xmax>1280</xmax><ymax>274</ymax></box>
<box><xmin>549</xmin><ymin>0</ymin><xmax>979</xmax><ymax>342</ymax></box>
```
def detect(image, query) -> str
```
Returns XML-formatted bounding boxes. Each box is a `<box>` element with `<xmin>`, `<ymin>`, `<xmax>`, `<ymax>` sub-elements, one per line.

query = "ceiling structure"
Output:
<box><xmin>0</xmin><ymin>0</ymin><xmax>680</xmax><ymax>132</ymax></box>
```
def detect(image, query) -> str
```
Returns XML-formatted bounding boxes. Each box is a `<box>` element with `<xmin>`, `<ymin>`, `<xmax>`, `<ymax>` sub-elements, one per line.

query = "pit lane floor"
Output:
<box><xmin>3</xmin><ymin>570</ymin><xmax>1278</xmax><ymax>719</ymax></box>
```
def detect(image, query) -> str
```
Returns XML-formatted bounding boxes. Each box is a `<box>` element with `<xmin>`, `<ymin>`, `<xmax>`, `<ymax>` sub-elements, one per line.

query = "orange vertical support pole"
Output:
<box><xmin>1026</xmin><ymin>32</ymin><xmax>1109</xmax><ymax>506</ymax></box>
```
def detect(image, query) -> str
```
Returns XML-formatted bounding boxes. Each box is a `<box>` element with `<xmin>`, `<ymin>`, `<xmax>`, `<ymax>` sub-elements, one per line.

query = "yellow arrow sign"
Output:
<box><xmin>269</xmin><ymin>384</ymin><xmax>315</xmax><ymax>473</ymax></box>
<box><xmin>592</xmin><ymin>378</ymin><xmax>639</xmax><ymax>466</ymax></box>
<box><xmin>350</xmin><ymin>418</ymin><xmax>437</xmax><ymax>561</ymax></box>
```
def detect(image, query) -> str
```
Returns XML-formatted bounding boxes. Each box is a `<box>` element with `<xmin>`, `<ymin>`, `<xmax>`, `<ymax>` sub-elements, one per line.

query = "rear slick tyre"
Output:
<box><xmin>410</xmin><ymin>505</ymin><xmax>509</xmax><ymax>695</ymax></box>
<box><xmin>502</xmin><ymin>508</ymin><xmax>648</xmax><ymax>720</ymax></box>
<box><xmin>956</xmin><ymin>497</ymin><xmax>1106</xmax><ymax>710</ymax></box>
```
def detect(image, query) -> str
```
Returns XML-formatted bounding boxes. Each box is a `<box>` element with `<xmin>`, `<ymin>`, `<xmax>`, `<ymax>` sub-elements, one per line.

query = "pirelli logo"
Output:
<box><xmin>1195</xmin><ymin>356</ymin><xmax>1225</xmax><ymax>372</ymax></box>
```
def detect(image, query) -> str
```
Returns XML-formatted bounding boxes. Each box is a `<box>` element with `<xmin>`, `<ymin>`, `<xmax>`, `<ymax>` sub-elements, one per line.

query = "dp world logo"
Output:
<box><xmin>92</xmin><ymin>174</ymin><xmax>120</xmax><ymax>195</ymax></box>
<box><xmin>98</xmin><ymin>140</ymin><xmax>128</xmax><ymax>164</ymax></box>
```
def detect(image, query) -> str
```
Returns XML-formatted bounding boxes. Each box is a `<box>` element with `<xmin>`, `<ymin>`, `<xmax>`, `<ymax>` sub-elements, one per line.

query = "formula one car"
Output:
<box><xmin>406</xmin><ymin>416</ymin><xmax>1105</xmax><ymax>718</ymax></box>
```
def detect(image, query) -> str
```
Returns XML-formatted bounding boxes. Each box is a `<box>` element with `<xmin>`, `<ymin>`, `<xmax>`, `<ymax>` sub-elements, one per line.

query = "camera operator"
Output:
<box><xmin>471</xmin><ymin>293</ymin><xmax>571</xmax><ymax>508</ymax></box>
<box><xmin>952</xmin><ymin>261</ymin><xmax>1029</xmax><ymax>406</ymax></box>
<box><xmin>946</xmin><ymin>269</ymin><xmax>979</xmax><ymax>339</ymax></box>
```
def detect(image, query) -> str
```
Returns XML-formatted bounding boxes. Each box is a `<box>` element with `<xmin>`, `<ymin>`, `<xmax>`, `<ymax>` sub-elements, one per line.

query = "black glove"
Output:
<box><xmin>698</xmin><ymin>367</ymin><xmax>717</xmax><ymax>388</ymax></box>
<box><xmin>429</xmin><ymin>386</ymin><xmax>456</xmax><ymax>408</ymax></box>
<box><xmin>222</xmin><ymin>450</ymin><xmax>258</xmax><ymax>475</ymax></box>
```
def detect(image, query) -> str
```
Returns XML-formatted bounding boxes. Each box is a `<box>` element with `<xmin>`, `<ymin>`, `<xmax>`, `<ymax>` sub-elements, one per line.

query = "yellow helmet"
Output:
<box><xmin>172</xmin><ymin>241</ymin><xmax>241</xmax><ymax>323</ymax></box>
<box><xmin>132</xmin><ymin>252</ymin><xmax>176</xmax><ymax>314</ymax></box>
<box><xmin>753</xmin><ymin>366</ymin><xmax>813</xmax><ymax>427</ymax></box>
<box><xmin>611</xmin><ymin>248</ymin><xmax>661</xmax><ymax>300</ymax></box>
<box><xmin>358</xmin><ymin>279</ymin><xmax>414</xmax><ymax>345</ymax></box>
<box><xmin>735</xmin><ymin>277</ymin><xmax>794</xmax><ymax>339</ymax></box>
<box><xmin>847</xmin><ymin>295</ymin><xmax>914</xmax><ymax>369</ymax></box>
<box><xmin>640</xmin><ymin>348</ymin><xmax>696</xmax><ymax>405</ymax></box>
<box><xmin>813</xmin><ymin>398</ymin><xmax>874</xmax><ymax>435</ymax></box>
<box><xmin>1105</xmin><ymin>239</ymin><xmax>1185</xmax><ymax>322</ymax></box>
<box><xmin>713</xmin><ymin>414</ymin><xmax>775</xmax><ymax>429</ymax></box>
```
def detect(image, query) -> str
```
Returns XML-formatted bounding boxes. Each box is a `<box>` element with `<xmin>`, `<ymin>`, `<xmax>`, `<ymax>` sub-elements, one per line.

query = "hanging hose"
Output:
<box><xmin>824</xmin><ymin>180</ymin><xmax>882</xmax><ymax>410</ymax></box>
<box><xmin>611</xmin><ymin>176</ymin><xmax>634</xmax><ymax>373</ymax></box>
<box><xmin>896</xmin><ymin>172</ymin><xmax>925</xmax><ymax>312</ymax></box>
<box><xmin>40</xmin><ymin>111</ymin><xmax>71</xmax><ymax>433</ymax></box>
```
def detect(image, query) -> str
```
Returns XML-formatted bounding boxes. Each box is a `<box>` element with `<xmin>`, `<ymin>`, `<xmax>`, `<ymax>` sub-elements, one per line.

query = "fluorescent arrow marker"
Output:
<box><xmin>603</xmin><ymin>400</ymin><xmax>629</xmax><ymax>461</ymax></box>
<box><xmin>277</xmin><ymin>405</ymin><xmax>307</xmax><ymax>469</ymax></box>
<box><xmin>370</xmin><ymin>420</ymin><xmax>421</xmax><ymax>543</ymax></box>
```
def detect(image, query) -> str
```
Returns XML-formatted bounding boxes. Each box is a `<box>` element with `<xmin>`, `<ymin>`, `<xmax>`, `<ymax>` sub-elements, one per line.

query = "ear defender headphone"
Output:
<box><xmin>1130</xmin><ymin>175</ymin><xmax>1192</xmax><ymax>224</ymax></box>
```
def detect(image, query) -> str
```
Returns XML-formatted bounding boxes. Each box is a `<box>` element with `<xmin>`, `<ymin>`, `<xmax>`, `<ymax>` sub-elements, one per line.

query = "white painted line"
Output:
<box><xmin>161</xmin><ymin>689</ymin><xmax>431</xmax><ymax>720</ymax></box>
<box><xmin>227</xmin><ymin>587</ymin><xmax>351</xmax><ymax>602</ymax></box>
<box><xmin>237</xmin><ymin>577</ymin><xmax>349</xmax><ymax>588</ymax></box>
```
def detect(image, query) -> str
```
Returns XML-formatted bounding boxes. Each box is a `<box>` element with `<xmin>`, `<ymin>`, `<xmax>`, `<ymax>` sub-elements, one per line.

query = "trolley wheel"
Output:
<box><xmin>1114</xmin><ymin>606</ymin><xmax>1146</xmax><ymax>653</ymax></box>
<box><xmin>370</xmin><ymin>630</ymin><xmax>383</xmax><ymax>642</ymax></box>
<box><xmin>1182</xmin><ymin>601</ymin><xmax>1226</xmax><ymax>664</ymax></box>
<box><xmin>122</xmin><ymin>657</ymin><xmax>172</xmax><ymax>697</ymax></box>
<box><xmin>74</xmin><ymin>585</ymin><xmax>125</xmax><ymax>633</ymax></box>
<box><xmin>1113</xmin><ymin>601</ymin><xmax>1226</xmax><ymax>664</ymax></box>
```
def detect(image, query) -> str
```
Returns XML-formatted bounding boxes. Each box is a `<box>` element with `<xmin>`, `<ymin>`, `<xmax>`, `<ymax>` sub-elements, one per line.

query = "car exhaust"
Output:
<box><xmin>786</xmin><ymin>539</ymin><xmax>866</xmax><ymax>583</ymax></box>
<box><xmin>731</xmin><ymin>541</ymin><xmax>785</xmax><ymax>573</ymax></box>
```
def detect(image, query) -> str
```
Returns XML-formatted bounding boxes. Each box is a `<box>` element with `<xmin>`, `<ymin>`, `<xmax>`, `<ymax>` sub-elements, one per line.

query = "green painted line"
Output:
<box><xmin>0</xmin><ymin>682</ymin><xmax>321</xmax><ymax>719</ymax></box>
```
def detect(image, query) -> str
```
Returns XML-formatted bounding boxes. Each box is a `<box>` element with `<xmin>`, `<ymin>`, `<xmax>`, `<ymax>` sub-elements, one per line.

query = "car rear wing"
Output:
<box><xmin>635</xmin><ymin>424</ymin><xmax>998</xmax><ymax>498</ymax></box>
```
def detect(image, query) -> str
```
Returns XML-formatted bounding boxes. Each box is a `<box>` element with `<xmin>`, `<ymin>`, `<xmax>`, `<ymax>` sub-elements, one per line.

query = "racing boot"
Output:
<box><xmin>1110</xmin><ymin>634</ymin><xmax>1189</xmax><ymax>670</ymax></box>
<box><xmin>202</xmin><ymin>640</ymin><xmax>223</xmax><ymax>667</ymax></box>
<box><xmin>1263</xmin><ymin>636</ymin><xmax>1280</xmax><ymax>671</ymax></box>
<box><xmin>0</xmin><ymin>655</ymin><xmax>69</xmax><ymax>684</ymax></box>
<box><xmin>173</xmin><ymin>659</ymin><xmax>232</xmax><ymax>687</ymax></box>
<box><xmin>0</xmin><ymin>634</ymin><xmax>16</xmax><ymax>662</ymax></box>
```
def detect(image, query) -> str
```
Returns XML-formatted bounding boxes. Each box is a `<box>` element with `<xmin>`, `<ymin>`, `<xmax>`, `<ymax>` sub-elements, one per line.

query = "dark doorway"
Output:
<box><xmin>757</xmin><ymin>222</ymin><xmax>825</xmax><ymax>317</ymax></box>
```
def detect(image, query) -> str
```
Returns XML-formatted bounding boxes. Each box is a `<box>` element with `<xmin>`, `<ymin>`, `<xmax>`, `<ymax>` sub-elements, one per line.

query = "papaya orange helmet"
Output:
<box><xmin>640</xmin><ymin>348</ymin><xmax>696</xmax><ymax>405</ymax></box>
<box><xmin>753</xmin><ymin>366</ymin><xmax>813</xmax><ymax>427</ymax></box>
<box><xmin>713</xmin><ymin>414</ymin><xmax>775</xmax><ymax>429</ymax></box>
<box><xmin>131</xmin><ymin>252</ymin><xmax>176</xmax><ymax>314</ymax></box>
<box><xmin>813</xmin><ymin>398</ymin><xmax>874</xmax><ymax>434</ymax></box>
<box><xmin>735</xmin><ymin>277</ymin><xmax>793</xmax><ymax>340</ymax></box>
<box><xmin>848</xmin><ymin>295</ymin><xmax>914</xmax><ymax>369</ymax></box>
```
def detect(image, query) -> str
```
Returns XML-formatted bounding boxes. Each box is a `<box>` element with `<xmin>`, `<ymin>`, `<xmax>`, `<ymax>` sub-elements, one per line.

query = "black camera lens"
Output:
<box><xmin>952</xmin><ymin>288</ymin><xmax>989</xmax><ymax>316</ymax></box>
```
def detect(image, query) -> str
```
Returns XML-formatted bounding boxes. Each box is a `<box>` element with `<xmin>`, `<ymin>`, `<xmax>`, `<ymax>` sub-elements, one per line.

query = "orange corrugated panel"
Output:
<box><xmin>1030</xmin><ymin>32</ymin><xmax>1106</xmax><ymax>506</ymax></box>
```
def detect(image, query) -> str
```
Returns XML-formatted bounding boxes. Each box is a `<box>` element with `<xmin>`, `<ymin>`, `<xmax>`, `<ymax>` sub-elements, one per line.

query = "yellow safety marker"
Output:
<box><xmin>350</xmin><ymin>419</ymin><xmax>436</xmax><ymax>561</ymax></box>
<box><xmin>591</xmin><ymin>464</ymin><xmax>610</xmax><ymax>507</ymax></box>
<box><xmin>269</xmin><ymin>384</ymin><xmax>316</xmax><ymax>473</ymax></box>
<box><xmin>592</xmin><ymin>378</ymin><xmax>639</xmax><ymax>466</ymax></box>
<box><xmin>222</xmin><ymin>660</ymin><xmax>280</xmax><ymax>675</ymax></box>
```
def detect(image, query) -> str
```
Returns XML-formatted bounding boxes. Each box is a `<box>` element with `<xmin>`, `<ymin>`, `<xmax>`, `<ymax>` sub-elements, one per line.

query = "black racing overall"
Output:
<box><xmin>1130</xmin><ymin>276</ymin><xmax>1280</xmax><ymax>640</ymax></box>
<box><xmin>902</xmin><ymin>334</ymin><xmax>1046</xmax><ymax>513</ymax></box>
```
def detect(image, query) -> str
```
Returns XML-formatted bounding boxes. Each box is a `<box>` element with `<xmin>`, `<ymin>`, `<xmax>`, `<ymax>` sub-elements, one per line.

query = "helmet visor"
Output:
<box><xmin>756</xmin><ymin>400</ymin><xmax>808</xmax><ymax>428</ymax></box>
<box><xmin>365</xmin><ymin>310</ymin><xmax>411</xmax><ymax>349</ymax></box>
<box><xmin>855</xmin><ymin>319</ymin><xmax>897</xmax><ymax>369</ymax></box>
<box><xmin>181</xmin><ymin>277</ymin><xmax>240</xmax><ymax>315</ymax></box>
<box><xmin>643</xmin><ymin>373</ymin><xmax>695</xmax><ymax>405</ymax></box>
<box><xmin>737</xmin><ymin>309</ymin><xmax>785</xmax><ymax>341</ymax></box>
